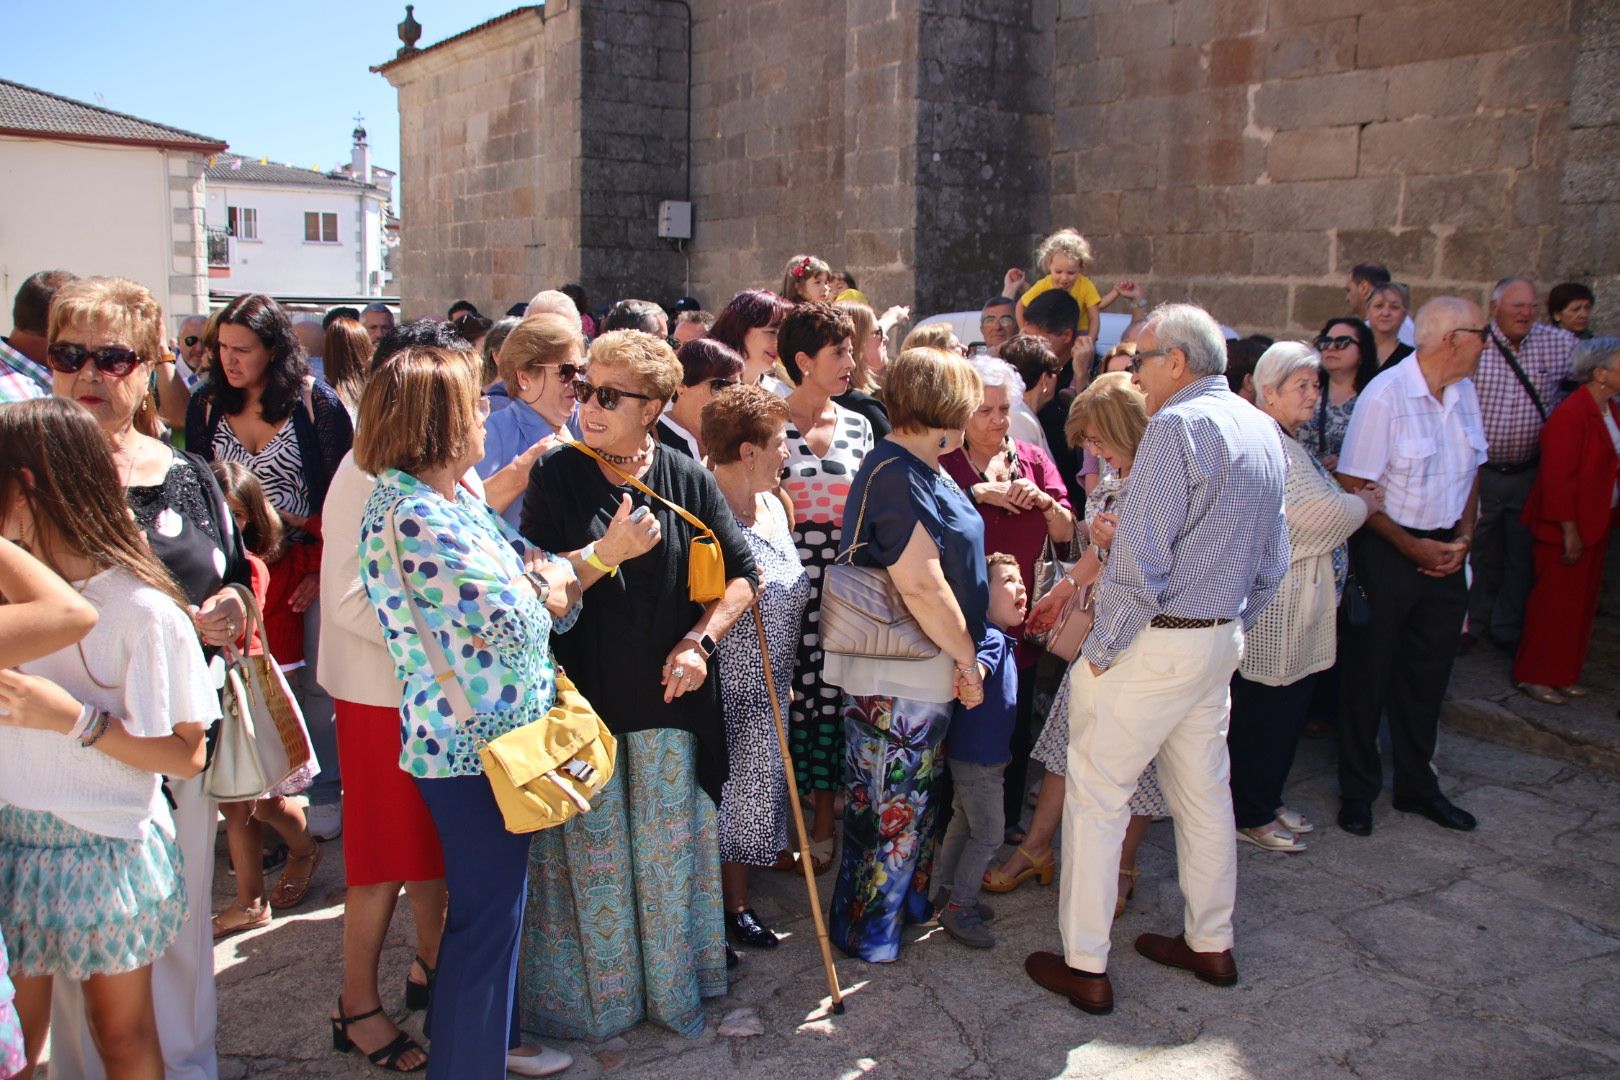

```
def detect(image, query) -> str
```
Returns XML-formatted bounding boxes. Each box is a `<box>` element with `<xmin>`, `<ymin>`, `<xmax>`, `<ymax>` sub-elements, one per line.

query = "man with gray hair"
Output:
<box><xmin>1334</xmin><ymin>297</ymin><xmax>1489</xmax><ymax>838</ymax></box>
<box><xmin>602</xmin><ymin>298</ymin><xmax>669</xmax><ymax>338</ymax></box>
<box><xmin>360</xmin><ymin>301</ymin><xmax>395</xmax><ymax>344</ymax></box>
<box><xmin>1026</xmin><ymin>302</ymin><xmax>1289</xmax><ymax>1015</ymax></box>
<box><xmin>1465</xmin><ymin>276</ymin><xmax>1578</xmax><ymax>651</ymax></box>
<box><xmin>525</xmin><ymin>288</ymin><xmax>581</xmax><ymax>323</ymax></box>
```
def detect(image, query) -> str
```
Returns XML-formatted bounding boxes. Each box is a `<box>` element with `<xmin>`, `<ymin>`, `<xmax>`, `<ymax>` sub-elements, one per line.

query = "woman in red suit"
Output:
<box><xmin>1514</xmin><ymin>337</ymin><xmax>1620</xmax><ymax>704</ymax></box>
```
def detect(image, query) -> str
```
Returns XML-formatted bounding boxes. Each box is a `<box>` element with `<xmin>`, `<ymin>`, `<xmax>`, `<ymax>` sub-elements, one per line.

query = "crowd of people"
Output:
<box><xmin>0</xmin><ymin>231</ymin><xmax>1609</xmax><ymax>1076</ymax></box>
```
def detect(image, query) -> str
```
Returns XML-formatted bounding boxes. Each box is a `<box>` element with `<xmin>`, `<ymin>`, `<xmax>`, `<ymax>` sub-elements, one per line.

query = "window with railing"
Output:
<box><xmin>206</xmin><ymin>227</ymin><xmax>231</xmax><ymax>266</ymax></box>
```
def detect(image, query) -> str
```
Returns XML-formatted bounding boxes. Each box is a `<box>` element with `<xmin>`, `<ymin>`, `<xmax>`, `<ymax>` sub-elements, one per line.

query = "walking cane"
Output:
<box><xmin>752</xmin><ymin>601</ymin><xmax>846</xmax><ymax>1015</ymax></box>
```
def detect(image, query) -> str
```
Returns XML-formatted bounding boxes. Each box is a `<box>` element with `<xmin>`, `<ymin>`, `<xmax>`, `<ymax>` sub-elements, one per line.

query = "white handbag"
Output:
<box><xmin>205</xmin><ymin>585</ymin><xmax>317</xmax><ymax>801</ymax></box>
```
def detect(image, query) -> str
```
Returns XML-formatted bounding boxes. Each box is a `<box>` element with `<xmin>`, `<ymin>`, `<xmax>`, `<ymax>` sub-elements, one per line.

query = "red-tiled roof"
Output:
<box><xmin>371</xmin><ymin>6</ymin><xmax>543</xmax><ymax>73</ymax></box>
<box><xmin>0</xmin><ymin>78</ymin><xmax>226</xmax><ymax>153</ymax></box>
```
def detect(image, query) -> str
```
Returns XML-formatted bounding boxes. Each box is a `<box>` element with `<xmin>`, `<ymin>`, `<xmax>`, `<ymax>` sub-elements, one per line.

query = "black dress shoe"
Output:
<box><xmin>1393</xmin><ymin>794</ymin><xmax>1477</xmax><ymax>831</ymax></box>
<box><xmin>1337</xmin><ymin>800</ymin><xmax>1373</xmax><ymax>837</ymax></box>
<box><xmin>726</xmin><ymin>909</ymin><xmax>780</xmax><ymax>949</ymax></box>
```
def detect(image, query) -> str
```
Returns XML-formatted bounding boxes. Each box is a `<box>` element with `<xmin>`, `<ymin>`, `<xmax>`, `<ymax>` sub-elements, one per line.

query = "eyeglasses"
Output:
<box><xmin>476</xmin><ymin>395</ymin><xmax>492</xmax><ymax>418</ymax></box>
<box><xmin>1082</xmin><ymin>434</ymin><xmax>1105</xmax><ymax>451</ymax></box>
<box><xmin>45</xmin><ymin>342</ymin><xmax>143</xmax><ymax>377</ymax></box>
<box><xmin>980</xmin><ymin>314</ymin><xmax>1017</xmax><ymax>329</ymax></box>
<box><xmin>1314</xmin><ymin>335</ymin><xmax>1358</xmax><ymax>351</ymax></box>
<box><xmin>572</xmin><ymin>379</ymin><xmax>655</xmax><ymax>410</ymax></box>
<box><xmin>1448</xmin><ymin>326</ymin><xmax>1491</xmax><ymax>341</ymax></box>
<box><xmin>1127</xmin><ymin>348</ymin><xmax>1171</xmax><ymax>373</ymax></box>
<box><xmin>182</xmin><ymin>335</ymin><xmax>201</xmax><ymax>348</ymax></box>
<box><xmin>705</xmin><ymin>378</ymin><xmax>738</xmax><ymax>393</ymax></box>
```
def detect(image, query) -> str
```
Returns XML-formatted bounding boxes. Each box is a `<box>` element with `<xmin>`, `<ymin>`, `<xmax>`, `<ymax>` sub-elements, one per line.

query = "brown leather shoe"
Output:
<box><xmin>1025</xmin><ymin>951</ymin><xmax>1113</xmax><ymax>1015</ymax></box>
<box><xmin>1133</xmin><ymin>933</ymin><xmax>1237</xmax><ymax>987</ymax></box>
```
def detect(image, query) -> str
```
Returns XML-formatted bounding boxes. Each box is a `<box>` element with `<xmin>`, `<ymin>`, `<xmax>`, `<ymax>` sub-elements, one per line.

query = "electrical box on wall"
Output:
<box><xmin>658</xmin><ymin>200</ymin><xmax>693</xmax><ymax>240</ymax></box>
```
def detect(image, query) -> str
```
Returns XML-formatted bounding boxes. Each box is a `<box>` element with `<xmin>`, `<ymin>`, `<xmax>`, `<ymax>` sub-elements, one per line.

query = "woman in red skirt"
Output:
<box><xmin>317</xmin><ymin>434</ymin><xmax>449</xmax><ymax>1071</ymax></box>
<box><xmin>1514</xmin><ymin>337</ymin><xmax>1620</xmax><ymax>705</ymax></box>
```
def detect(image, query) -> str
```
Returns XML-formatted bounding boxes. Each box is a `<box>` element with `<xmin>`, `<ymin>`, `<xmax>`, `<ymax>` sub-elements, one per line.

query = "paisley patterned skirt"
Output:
<box><xmin>519</xmin><ymin>729</ymin><xmax>726</xmax><ymax>1040</ymax></box>
<box><xmin>829</xmin><ymin>694</ymin><xmax>950</xmax><ymax>964</ymax></box>
<box><xmin>0</xmin><ymin>808</ymin><xmax>186</xmax><ymax>982</ymax></box>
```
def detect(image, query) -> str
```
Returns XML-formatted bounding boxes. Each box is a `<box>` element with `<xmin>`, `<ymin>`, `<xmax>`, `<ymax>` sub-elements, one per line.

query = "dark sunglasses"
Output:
<box><xmin>45</xmin><ymin>342</ymin><xmax>143</xmax><ymax>377</ymax></box>
<box><xmin>1314</xmin><ymin>335</ymin><xmax>1358</xmax><ymax>351</ymax></box>
<box><xmin>1127</xmin><ymin>347</ymin><xmax>1171</xmax><ymax>373</ymax></box>
<box><xmin>182</xmin><ymin>335</ymin><xmax>202</xmax><ymax>348</ymax></box>
<box><xmin>572</xmin><ymin>379</ymin><xmax>654</xmax><ymax>410</ymax></box>
<box><xmin>541</xmin><ymin>362</ymin><xmax>582</xmax><ymax>383</ymax></box>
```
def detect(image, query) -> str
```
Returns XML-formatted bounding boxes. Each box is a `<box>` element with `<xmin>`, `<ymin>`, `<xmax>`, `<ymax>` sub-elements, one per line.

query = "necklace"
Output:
<box><xmin>598</xmin><ymin>437</ymin><xmax>655</xmax><ymax>466</ymax></box>
<box><xmin>971</xmin><ymin>437</ymin><xmax>1020</xmax><ymax>483</ymax></box>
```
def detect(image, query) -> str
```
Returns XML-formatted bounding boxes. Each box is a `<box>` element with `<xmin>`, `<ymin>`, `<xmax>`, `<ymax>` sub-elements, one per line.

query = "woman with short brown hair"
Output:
<box><xmin>357</xmin><ymin>344</ymin><xmax>580</xmax><ymax>1078</ymax></box>
<box><xmin>824</xmin><ymin>347</ymin><xmax>990</xmax><ymax>963</ymax></box>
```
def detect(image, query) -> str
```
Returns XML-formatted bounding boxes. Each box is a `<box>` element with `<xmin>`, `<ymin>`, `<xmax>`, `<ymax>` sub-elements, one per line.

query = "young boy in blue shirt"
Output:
<box><xmin>935</xmin><ymin>552</ymin><xmax>1026</xmax><ymax>948</ymax></box>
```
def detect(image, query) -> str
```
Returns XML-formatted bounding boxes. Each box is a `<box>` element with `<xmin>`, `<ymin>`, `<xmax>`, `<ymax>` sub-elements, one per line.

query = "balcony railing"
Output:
<box><xmin>206</xmin><ymin>227</ymin><xmax>231</xmax><ymax>267</ymax></box>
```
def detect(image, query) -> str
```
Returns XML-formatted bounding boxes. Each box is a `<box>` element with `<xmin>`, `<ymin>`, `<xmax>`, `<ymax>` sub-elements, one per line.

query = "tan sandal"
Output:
<box><xmin>1114</xmin><ymin>867</ymin><xmax>1140</xmax><ymax>918</ymax></box>
<box><xmin>1517</xmin><ymin>683</ymin><xmax>1567</xmax><ymax>706</ymax></box>
<box><xmin>809</xmin><ymin>836</ymin><xmax>835</xmax><ymax>876</ymax></box>
<box><xmin>269</xmin><ymin>845</ymin><xmax>322</xmax><ymax>909</ymax></box>
<box><xmin>983</xmin><ymin>845</ymin><xmax>1055</xmax><ymax>894</ymax></box>
<box><xmin>212</xmin><ymin>901</ymin><xmax>271</xmax><ymax>939</ymax></box>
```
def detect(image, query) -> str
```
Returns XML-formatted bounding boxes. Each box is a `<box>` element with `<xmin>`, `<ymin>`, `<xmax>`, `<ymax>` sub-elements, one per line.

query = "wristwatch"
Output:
<box><xmin>683</xmin><ymin>630</ymin><xmax>718</xmax><ymax>658</ymax></box>
<box><xmin>525</xmin><ymin>569</ymin><xmax>551</xmax><ymax>605</ymax></box>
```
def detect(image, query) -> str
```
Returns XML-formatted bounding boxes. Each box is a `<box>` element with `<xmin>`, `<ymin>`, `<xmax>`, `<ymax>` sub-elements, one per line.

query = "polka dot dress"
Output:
<box><xmin>782</xmin><ymin>405</ymin><xmax>873</xmax><ymax>794</ymax></box>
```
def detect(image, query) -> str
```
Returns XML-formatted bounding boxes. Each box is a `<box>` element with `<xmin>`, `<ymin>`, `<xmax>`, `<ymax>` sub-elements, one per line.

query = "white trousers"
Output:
<box><xmin>51</xmin><ymin>774</ymin><xmax>220</xmax><ymax>1080</ymax></box>
<box><xmin>1058</xmin><ymin>622</ymin><xmax>1242</xmax><ymax>971</ymax></box>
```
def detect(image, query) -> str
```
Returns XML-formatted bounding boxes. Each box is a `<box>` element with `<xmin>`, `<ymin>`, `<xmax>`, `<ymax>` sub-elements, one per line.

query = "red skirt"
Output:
<box><xmin>335</xmin><ymin>699</ymin><xmax>446</xmax><ymax>886</ymax></box>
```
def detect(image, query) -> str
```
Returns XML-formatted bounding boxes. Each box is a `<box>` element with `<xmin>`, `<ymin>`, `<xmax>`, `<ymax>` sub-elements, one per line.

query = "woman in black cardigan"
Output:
<box><xmin>184</xmin><ymin>293</ymin><xmax>352</xmax><ymax>838</ymax></box>
<box><xmin>517</xmin><ymin>330</ymin><xmax>758</xmax><ymax>1041</ymax></box>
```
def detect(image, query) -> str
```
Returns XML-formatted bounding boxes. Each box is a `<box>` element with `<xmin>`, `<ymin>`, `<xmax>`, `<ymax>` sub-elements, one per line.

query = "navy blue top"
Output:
<box><xmin>947</xmin><ymin>626</ymin><xmax>1016</xmax><ymax>765</ymax></box>
<box><xmin>838</xmin><ymin>439</ymin><xmax>989</xmax><ymax>642</ymax></box>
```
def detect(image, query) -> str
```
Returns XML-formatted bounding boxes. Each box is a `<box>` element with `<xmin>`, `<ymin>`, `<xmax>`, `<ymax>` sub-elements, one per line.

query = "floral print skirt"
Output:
<box><xmin>519</xmin><ymin>729</ymin><xmax>727</xmax><ymax>1040</ymax></box>
<box><xmin>829</xmin><ymin>694</ymin><xmax>951</xmax><ymax>963</ymax></box>
<box><xmin>0</xmin><ymin>808</ymin><xmax>186</xmax><ymax>983</ymax></box>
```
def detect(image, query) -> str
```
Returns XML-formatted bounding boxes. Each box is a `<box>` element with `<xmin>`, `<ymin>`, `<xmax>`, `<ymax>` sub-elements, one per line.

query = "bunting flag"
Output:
<box><xmin>229</xmin><ymin>157</ymin><xmax>242</xmax><ymax>170</ymax></box>
<box><xmin>259</xmin><ymin>156</ymin><xmax>268</xmax><ymax>165</ymax></box>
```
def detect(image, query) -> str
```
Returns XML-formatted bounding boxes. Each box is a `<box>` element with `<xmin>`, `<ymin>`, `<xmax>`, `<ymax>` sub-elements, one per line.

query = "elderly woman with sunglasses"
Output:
<box><xmin>44</xmin><ymin>277</ymin><xmax>249</xmax><ymax>1080</ymax></box>
<box><xmin>656</xmin><ymin>337</ymin><xmax>746</xmax><ymax>459</ymax></box>
<box><xmin>476</xmin><ymin>313</ymin><xmax>584</xmax><ymax>527</ymax></box>
<box><xmin>518</xmin><ymin>330</ymin><xmax>758</xmax><ymax>1040</ymax></box>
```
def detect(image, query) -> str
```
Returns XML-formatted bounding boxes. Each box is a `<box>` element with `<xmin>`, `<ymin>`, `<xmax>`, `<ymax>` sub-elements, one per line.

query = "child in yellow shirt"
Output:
<box><xmin>1014</xmin><ymin>228</ymin><xmax>1105</xmax><ymax>336</ymax></box>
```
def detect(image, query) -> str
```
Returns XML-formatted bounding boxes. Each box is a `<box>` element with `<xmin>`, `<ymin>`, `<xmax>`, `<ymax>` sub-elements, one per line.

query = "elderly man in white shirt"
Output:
<box><xmin>1334</xmin><ymin>296</ymin><xmax>1489</xmax><ymax>838</ymax></box>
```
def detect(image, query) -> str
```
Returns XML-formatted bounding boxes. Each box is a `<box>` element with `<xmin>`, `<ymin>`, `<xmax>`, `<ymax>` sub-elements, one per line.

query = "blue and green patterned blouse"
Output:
<box><xmin>359</xmin><ymin>468</ymin><xmax>579</xmax><ymax>779</ymax></box>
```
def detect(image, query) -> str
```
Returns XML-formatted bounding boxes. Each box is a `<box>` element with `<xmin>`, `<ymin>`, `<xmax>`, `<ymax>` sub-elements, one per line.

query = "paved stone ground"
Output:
<box><xmin>134</xmin><ymin>728</ymin><xmax>1615</xmax><ymax>1079</ymax></box>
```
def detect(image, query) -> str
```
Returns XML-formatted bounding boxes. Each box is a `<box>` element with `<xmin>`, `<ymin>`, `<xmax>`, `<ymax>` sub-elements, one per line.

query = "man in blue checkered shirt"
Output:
<box><xmin>1027</xmin><ymin>303</ymin><xmax>1288</xmax><ymax>1016</ymax></box>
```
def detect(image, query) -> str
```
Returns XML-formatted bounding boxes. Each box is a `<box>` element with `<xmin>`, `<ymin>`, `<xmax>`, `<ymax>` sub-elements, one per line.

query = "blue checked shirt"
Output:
<box><xmin>0</xmin><ymin>337</ymin><xmax>50</xmax><ymax>404</ymax></box>
<box><xmin>1083</xmin><ymin>375</ymin><xmax>1291</xmax><ymax>671</ymax></box>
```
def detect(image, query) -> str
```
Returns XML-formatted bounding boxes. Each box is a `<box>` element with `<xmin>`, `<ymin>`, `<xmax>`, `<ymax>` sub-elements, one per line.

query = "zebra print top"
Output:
<box><xmin>212</xmin><ymin>419</ymin><xmax>312</xmax><ymax>539</ymax></box>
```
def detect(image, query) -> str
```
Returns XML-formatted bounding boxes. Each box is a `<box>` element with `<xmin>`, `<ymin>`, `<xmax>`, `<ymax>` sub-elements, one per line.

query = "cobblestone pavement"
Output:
<box><xmin>144</xmin><ymin>727</ymin><xmax>1617</xmax><ymax>1079</ymax></box>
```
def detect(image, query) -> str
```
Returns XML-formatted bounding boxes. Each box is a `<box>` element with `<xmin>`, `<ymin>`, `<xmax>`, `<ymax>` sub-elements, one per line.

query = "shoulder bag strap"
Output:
<box><xmin>569</xmin><ymin>440</ymin><xmax>716</xmax><ymax>541</ymax></box>
<box><xmin>835</xmin><ymin>454</ymin><xmax>899</xmax><ymax>566</ymax></box>
<box><xmin>1490</xmin><ymin>330</ymin><xmax>1549</xmax><ymax>421</ymax></box>
<box><xmin>385</xmin><ymin>505</ymin><xmax>477</xmax><ymax>726</ymax></box>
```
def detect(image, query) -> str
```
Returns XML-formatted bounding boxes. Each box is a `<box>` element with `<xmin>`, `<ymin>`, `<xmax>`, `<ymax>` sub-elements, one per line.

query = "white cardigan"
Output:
<box><xmin>316</xmin><ymin>453</ymin><xmax>486</xmax><ymax>707</ymax></box>
<box><xmin>1239</xmin><ymin>431</ymin><xmax>1368</xmax><ymax>687</ymax></box>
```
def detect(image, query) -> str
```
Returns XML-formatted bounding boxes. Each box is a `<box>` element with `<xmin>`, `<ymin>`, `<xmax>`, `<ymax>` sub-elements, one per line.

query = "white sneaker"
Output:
<box><xmin>306</xmin><ymin>802</ymin><xmax>342</xmax><ymax>842</ymax></box>
<box><xmin>507</xmin><ymin>1043</ymin><xmax>572</xmax><ymax>1076</ymax></box>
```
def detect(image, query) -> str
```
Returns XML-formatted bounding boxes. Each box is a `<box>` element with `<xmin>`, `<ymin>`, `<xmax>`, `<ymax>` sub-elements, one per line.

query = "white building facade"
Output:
<box><xmin>205</xmin><ymin>129</ymin><xmax>395</xmax><ymax>300</ymax></box>
<box><xmin>0</xmin><ymin>78</ymin><xmax>223</xmax><ymax>336</ymax></box>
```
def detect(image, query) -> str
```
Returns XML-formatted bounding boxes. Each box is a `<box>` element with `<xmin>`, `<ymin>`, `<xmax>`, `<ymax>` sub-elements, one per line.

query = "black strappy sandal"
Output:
<box><xmin>404</xmin><ymin>953</ymin><xmax>435</xmax><ymax>1012</ymax></box>
<box><xmin>332</xmin><ymin>997</ymin><xmax>427</xmax><ymax>1073</ymax></box>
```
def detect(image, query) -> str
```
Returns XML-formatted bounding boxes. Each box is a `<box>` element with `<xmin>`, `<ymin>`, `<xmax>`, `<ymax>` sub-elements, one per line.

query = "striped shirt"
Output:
<box><xmin>1083</xmin><ymin>375</ymin><xmax>1290</xmax><ymax>670</ymax></box>
<box><xmin>1337</xmin><ymin>354</ymin><xmax>1487</xmax><ymax>530</ymax></box>
<box><xmin>1475</xmin><ymin>322</ymin><xmax>1576</xmax><ymax>466</ymax></box>
<box><xmin>0</xmin><ymin>337</ymin><xmax>50</xmax><ymax>404</ymax></box>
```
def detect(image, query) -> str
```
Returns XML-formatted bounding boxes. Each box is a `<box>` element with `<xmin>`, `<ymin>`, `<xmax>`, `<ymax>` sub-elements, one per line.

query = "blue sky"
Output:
<box><xmin>5</xmin><ymin>1</ymin><xmax>518</xmax><ymax>178</ymax></box>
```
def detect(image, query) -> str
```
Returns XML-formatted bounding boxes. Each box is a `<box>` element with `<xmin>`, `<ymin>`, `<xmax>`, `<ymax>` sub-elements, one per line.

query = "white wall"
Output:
<box><xmin>0</xmin><ymin>136</ymin><xmax>194</xmax><ymax>336</ymax></box>
<box><xmin>205</xmin><ymin>181</ymin><xmax>387</xmax><ymax>297</ymax></box>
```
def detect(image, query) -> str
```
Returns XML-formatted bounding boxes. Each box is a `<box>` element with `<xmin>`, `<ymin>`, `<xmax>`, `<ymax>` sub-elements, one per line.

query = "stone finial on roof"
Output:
<box><xmin>397</xmin><ymin>5</ymin><xmax>422</xmax><ymax>57</ymax></box>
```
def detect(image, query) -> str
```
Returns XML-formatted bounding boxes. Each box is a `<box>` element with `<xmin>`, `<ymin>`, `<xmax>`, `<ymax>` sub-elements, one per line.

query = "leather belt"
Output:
<box><xmin>1149</xmin><ymin>615</ymin><xmax>1232</xmax><ymax>630</ymax></box>
<box><xmin>1483</xmin><ymin>457</ymin><xmax>1538</xmax><ymax>475</ymax></box>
